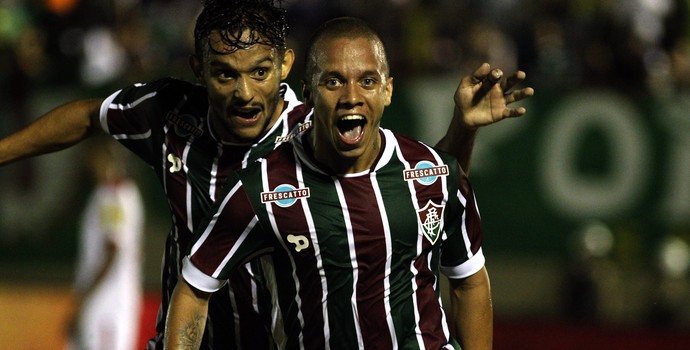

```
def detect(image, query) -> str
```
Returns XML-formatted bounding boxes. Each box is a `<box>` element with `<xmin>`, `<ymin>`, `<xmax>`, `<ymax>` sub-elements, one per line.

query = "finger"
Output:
<box><xmin>472</xmin><ymin>68</ymin><xmax>503</xmax><ymax>104</ymax></box>
<box><xmin>508</xmin><ymin>87</ymin><xmax>535</xmax><ymax>103</ymax></box>
<box><xmin>487</xmin><ymin>68</ymin><xmax>503</xmax><ymax>85</ymax></box>
<box><xmin>470</xmin><ymin>63</ymin><xmax>491</xmax><ymax>84</ymax></box>
<box><xmin>502</xmin><ymin>70</ymin><xmax>526</xmax><ymax>91</ymax></box>
<box><xmin>503</xmin><ymin>106</ymin><xmax>527</xmax><ymax>118</ymax></box>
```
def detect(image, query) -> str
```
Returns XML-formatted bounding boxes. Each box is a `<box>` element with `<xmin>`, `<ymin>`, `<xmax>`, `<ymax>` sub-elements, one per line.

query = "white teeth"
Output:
<box><xmin>340</xmin><ymin>115</ymin><xmax>364</xmax><ymax>121</ymax></box>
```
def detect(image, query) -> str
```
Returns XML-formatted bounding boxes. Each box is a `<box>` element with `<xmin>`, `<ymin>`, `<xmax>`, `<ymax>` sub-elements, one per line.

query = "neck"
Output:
<box><xmin>309</xmin><ymin>129</ymin><xmax>382</xmax><ymax>175</ymax></box>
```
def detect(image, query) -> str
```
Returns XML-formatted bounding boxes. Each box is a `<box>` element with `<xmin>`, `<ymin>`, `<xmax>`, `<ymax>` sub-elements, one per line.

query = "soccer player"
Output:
<box><xmin>0</xmin><ymin>1</ymin><xmax>530</xmax><ymax>348</ymax></box>
<box><xmin>165</xmin><ymin>17</ymin><xmax>492</xmax><ymax>350</ymax></box>
<box><xmin>66</xmin><ymin>137</ymin><xmax>145</xmax><ymax>350</ymax></box>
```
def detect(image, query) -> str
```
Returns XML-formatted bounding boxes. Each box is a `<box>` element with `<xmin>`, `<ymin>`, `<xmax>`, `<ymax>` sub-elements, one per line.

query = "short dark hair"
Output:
<box><xmin>303</xmin><ymin>17</ymin><xmax>389</xmax><ymax>82</ymax></box>
<box><xmin>194</xmin><ymin>0</ymin><xmax>288</xmax><ymax>59</ymax></box>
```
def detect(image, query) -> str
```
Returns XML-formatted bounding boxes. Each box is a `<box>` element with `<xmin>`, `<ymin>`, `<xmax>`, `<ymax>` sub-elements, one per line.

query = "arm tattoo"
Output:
<box><xmin>177</xmin><ymin>314</ymin><xmax>205</xmax><ymax>349</ymax></box>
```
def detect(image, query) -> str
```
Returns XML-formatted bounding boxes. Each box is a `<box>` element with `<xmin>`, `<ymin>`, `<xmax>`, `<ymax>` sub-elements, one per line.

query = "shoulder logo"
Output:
<box><xmin>404</xmin><ymin>161</ymin><xmax>449</xmax><ymax>185</ymax></box>
<box><xmin>417</xmin><ymin>200</ymin><xmax>445</xmax><ymax>245</ymax></box>
<box><xmin>260</xmin><ymin>184</ymin><xmax>310</xmax><ymax>208</ymax></box>
<box><xmin>275</xmin><ymin>121</ymin><xmax>312</xmax><ymax>144</ymax></box>
<box><xmin>166</xmin><ymin>111</ymin><xmax>204</xmax><ymax>137</ymax></box>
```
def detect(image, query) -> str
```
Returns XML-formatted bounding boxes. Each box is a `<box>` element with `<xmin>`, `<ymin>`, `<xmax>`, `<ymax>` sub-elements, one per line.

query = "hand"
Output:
<box><xmin>455</xmin><ymin>62</ymin><xmax>535</xmax><ymax>129</ymax></box>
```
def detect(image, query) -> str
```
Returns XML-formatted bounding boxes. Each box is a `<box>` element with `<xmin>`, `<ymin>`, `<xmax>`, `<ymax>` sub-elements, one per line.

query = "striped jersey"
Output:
<box><xmin>98</xmin><ymin>77</ymin><xmax>308</xmax><ymax>349</ymax></box>
<box><xmin>183</xmin><ymin>119</ymin><xmax>485</xmax><ymax>350</ymax></box>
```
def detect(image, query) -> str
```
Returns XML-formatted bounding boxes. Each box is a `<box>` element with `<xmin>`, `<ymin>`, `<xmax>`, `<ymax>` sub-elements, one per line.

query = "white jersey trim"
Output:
<box><xmin>181</xmin><ymin>256</ymin><xmax>227</xmax><ymax>293</ymax></box>
<box><xmin>439</xmin><ymin>247</ymin><xmax>485</xmax><ymax>279</ymax></box>
<box><xmin>99</xmin><ymin>90</ymin><xmax>121</xmax><ymax>134</ymax></box>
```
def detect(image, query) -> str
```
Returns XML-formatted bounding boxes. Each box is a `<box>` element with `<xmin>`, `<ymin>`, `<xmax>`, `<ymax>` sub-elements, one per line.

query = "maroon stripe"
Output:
<box><xmin>162</xmin><ymin>132</ymin><xmax>192</xmax><ymax>242</ymax></box>
<box><xmin>413</xmin><ymin>257</ymin><xmax>448</xmax><ymax>348</ymax></box>
<box><xmin>106</xmin><ymin>105</ymin><xmax>151</xmax><ymax>135</ymax></box>
<box><xmin>214</xmin><ymin>145</ymin><xmax>245</xmax><ymax>200</ymax></box>
<box><xmin>460</xmin><ymin>174</ymin><xmax>483</xmax><ymax>254</ymax></box>
<box><xmin>191</xmin><ymin>185</ymin><xmax>256</xmax><ymax>274</ymax></box>
<box><xmin>339</xmin><ymin>176</ymin><xmax>393</xmax><ymax>349</ymax></box>
<box><xmin>263</xmin><ymin>149</ymin><xmax>326</xmax><ymax>349</ymax></box>
<box><xmin>287</xmin><ymin>104</ymin><xmax>311</xmax><ymax>128</ymax></box>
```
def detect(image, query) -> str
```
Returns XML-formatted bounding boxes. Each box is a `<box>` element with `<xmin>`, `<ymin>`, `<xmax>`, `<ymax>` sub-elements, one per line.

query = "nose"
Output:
<box><xmin>233</xmin><ymin>77</ymin><xmax>253</xmax><ymax>102</ymax></box>
<box><xmin>339</xmin><ymin>82</ymin><xmax>363</xmax><ymax>108</ymax></box>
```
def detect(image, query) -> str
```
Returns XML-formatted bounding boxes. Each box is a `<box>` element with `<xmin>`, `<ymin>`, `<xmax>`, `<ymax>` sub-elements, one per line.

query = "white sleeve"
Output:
<box><xmin>439</xmin><ymin>247</ymin><xmax>485</xmax><ymax>279</ymax></box>
<box><xmin>181</xmin><ymin>256</ymin><xmax>228</xmax><ymax>293</ymax></box>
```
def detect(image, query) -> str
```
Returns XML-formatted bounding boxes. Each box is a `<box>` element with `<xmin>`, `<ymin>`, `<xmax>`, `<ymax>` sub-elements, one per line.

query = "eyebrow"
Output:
<box><xmin>320</xmin><ymin>69</ymin><xmax>383</xmax><ymax>79</ymax></box>
<box><xmin>208</xmin><ymin>55</ymin><xmax>275</xmax><ymax>69</ymax></box>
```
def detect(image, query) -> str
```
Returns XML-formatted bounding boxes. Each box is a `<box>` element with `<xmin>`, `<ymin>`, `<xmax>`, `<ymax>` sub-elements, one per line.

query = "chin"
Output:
<box><xmin>337</xmin><ymin>148</ymin><xmax>366</xmax><ymax>161</ymax></box>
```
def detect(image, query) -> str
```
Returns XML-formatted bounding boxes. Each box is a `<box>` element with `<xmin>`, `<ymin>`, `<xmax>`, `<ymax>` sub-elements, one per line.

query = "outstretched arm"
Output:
<box><xmin>448</xmin><ymin>266</ymin><xmax>493</xmax><ymax>350</ymax></box>
<box><xmin>164</xmin><ymin>279</ymin><xmax>211</xmax><ymax>350</ymax></box>
<box><xmin>435</xmin><ymin>63</ymin><xmax>534</xmax><ymax>172</ymax></box>
<box><xmin>0</xmin><ymin>98</ymin><xmax>103</xmax><ymax>166</ymax></box>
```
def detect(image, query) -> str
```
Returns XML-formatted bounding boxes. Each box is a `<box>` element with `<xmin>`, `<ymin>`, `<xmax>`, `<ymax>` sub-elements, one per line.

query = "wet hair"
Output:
<box><xmin>304</xmin><ymin>17</ymin><xmax>389</xmax><ymax>82</ymax></box>
<box><xmin>194</xmin><ymin>0</ymin><xmax>288</xmax><ymax>60</ymax></box>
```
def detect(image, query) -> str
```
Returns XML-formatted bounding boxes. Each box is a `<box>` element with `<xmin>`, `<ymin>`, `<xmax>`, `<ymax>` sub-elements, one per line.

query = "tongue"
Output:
<box><xmin>341</xmin><ymin>125</ymin><xmax>363</xmax><ymax>144</ymax></box>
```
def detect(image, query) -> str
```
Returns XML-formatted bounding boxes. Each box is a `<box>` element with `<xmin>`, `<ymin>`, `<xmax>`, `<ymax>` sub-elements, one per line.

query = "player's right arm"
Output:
<box><xmin>0</xmin><ymin>98</ymin><xmax>103</xmax><ymax>166</ymax></box>
<box><xmin>164</xmin><ymin>278</ymin><xmax>211</xmax><ymax>350</ymax></box>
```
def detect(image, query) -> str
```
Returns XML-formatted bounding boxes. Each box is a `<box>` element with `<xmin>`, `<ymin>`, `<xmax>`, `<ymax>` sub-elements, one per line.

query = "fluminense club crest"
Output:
<box><xmin>417</xmin><ymin>200</ymin><xmax>445</xmax><ymax>244</ymax></box>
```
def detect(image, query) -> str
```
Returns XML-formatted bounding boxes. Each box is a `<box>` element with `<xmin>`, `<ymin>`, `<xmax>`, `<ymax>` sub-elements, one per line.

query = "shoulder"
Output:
<box><xmin>286</xmin><ymin>103</ymin><xmax>311</xmax><ymax>128</ymax></box>
<box><xmin>388</xmin><ymin>130</ymin><xmax>456</xmax><ymax>162</ymax></box>
<box><xmin>384</xmin><ymin>129</ymin><xmax>460</xmax><ymax>177</ymax></box>
<box><xmin>112</xmin><ymin>78</ymin><xmax>203</xmax><ymax>103</ymax></box>
<box><xmin>240</xmin><ymin>141</ymin><xmax>297</xmax><ymax>178</ymax></box>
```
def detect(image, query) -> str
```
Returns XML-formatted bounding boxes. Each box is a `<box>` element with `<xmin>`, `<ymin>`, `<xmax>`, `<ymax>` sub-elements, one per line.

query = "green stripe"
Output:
<box><xmin>303</xmin><ymin>171</ymin><xmax>360</xmax><ymax>348</ymax></box>
<box><xmin>376</xmin><ymin>160</ymin><xmax>426</xmax><ymax>349</ymax></box>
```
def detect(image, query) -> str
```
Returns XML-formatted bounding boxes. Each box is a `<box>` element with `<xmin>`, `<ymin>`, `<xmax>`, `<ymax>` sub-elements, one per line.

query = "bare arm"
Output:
<box><xmin>0</xmin><ymin>98</ymin><xmax>104</xmax><ymax>166</ymax></box>
<box><xmin>435</xmin><ymin>63</ymin><xmax>534</xmax><ymax>173</ymax></box>
<box><xmin>164</xmin><ymin>279</ymin><xmax>212</xmax><ymax>350</ymax></box>
<box><xmin>448</xmin><ymin>266</ymin><xmax>493</xmax><ymax>350</ymax></box>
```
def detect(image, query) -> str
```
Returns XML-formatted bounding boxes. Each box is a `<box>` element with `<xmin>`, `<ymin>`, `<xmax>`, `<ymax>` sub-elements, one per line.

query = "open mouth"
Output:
<box><xmin>228</xmin><ymin>107</ymin><xmax>262</xmax><ymax>127</ymax></box>
<box><xmin>337</xmin><ymin>115</ymin><xmax>366</xmax><ymax>145</ymax></box>
<box><xmin>231</xmin><ymin>108</ymin><xmax>260</xmax><ymax>120</ymax></box>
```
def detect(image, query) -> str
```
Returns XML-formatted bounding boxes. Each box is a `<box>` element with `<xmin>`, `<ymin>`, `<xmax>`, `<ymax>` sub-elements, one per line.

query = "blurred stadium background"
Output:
<box><xmin>1</xmin><ymin>0</ymin><xmax>690</xmax><ymax>349</ymax></box>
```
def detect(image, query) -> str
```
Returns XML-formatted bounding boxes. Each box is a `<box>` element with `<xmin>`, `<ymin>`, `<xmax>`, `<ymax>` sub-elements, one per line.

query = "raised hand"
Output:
<box><xmin>455</xmin><ymin>62</ymin><xmax>535</xmax><ymax>129</ymax></box>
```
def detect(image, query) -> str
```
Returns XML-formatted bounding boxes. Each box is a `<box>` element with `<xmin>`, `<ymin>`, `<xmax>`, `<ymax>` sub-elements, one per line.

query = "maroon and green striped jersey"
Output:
<box><xmin>184</xmin><ymin>120</ymin><xmax>485</xmax><ymax>350</ymax></box>
<box><xmin>98</xmin><ymin>77</ymin><xmax>308</xmax><ymax>349</ymax></box>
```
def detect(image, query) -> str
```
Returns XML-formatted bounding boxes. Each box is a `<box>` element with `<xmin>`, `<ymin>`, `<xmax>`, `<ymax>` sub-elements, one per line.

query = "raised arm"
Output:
<box><xmin>164</xmin><ymin>279</ymin><xmax>212</xmax><ymax>350</ymax></box>
<box><xmin>448</xmin><ymin>266</ymin><xmax>493</xmax><ymax>350</ymax></box>
<box><xmin>435</xmin><ymin>63</ymin><xmax>534</xmax><ymax>172</ymax></box>
<box><xmin>0</xmin><ymin>98</ymin><xmax>103</xmax><ymax>166</ymax></box>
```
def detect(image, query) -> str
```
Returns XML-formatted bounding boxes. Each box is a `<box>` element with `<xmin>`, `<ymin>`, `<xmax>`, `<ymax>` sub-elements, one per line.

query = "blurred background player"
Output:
<box><xmin>65</xmin><ymin>136</ymin><xmax>144</xmax><ymax>350</ymax></box>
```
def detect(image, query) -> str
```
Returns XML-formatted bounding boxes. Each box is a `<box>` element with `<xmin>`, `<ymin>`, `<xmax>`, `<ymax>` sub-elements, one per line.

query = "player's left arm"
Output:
<box><xmin>164</xmin><ymin>279</ymin><xmax>211</xmax><ymax>350</ymax></box>
<box><xmin>447</xmin><ymin>266</ymin><xmax>493</xmax><ymax>350</ymax></box>
<box><xmin>435</xmin><ymin>62</ymin><xmax>535</xmax><ymax>173</ymax></box>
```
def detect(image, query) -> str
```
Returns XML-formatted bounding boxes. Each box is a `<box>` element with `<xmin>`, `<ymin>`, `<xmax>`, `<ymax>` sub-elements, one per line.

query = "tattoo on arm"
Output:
<box><xmin>177</xmin><ymin>314</ymin><xmax>205</xmax><ymax>349</ymax></box>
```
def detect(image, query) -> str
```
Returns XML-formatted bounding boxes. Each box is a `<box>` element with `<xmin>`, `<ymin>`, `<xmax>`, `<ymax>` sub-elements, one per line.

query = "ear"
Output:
<box><xmin>301</xmin><ymin>80</ymin><xmax>313</xmax><ymax>107</ymax></box>
<box><xmin>384</xmin><ymin>77</ymin><xmax>393</xmax><ymax>106</ymax></box>
<box><xmin>280</xmin><ymin>49</ymin><xmax>295</xmax><ymax>80</ymax></box>
<box><xmin>189</xmin><ymin>54</ymin><xmax>203</xmax><ymax>83</ymax></box>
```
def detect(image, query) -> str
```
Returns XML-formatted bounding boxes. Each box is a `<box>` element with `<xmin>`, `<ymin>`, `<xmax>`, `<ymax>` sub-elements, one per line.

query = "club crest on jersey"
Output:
<box><xmin>417</xmin><ymin>200</ymin><xmax>445</xmax><ymax>245</ymax></box>
<box><xmin>261</xmin><ymin>184</ymin><xmax>310</xmax><ymax>208</ymax></box>
<box><xmin>404</xmin><ymin>161</ymin><xmax>449</xmax><ymax>185</ymax></box>
<box><xmin>166</xmin><ymin>111</ymin><xmax>204</xmax><ymax>138</ymax></box>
